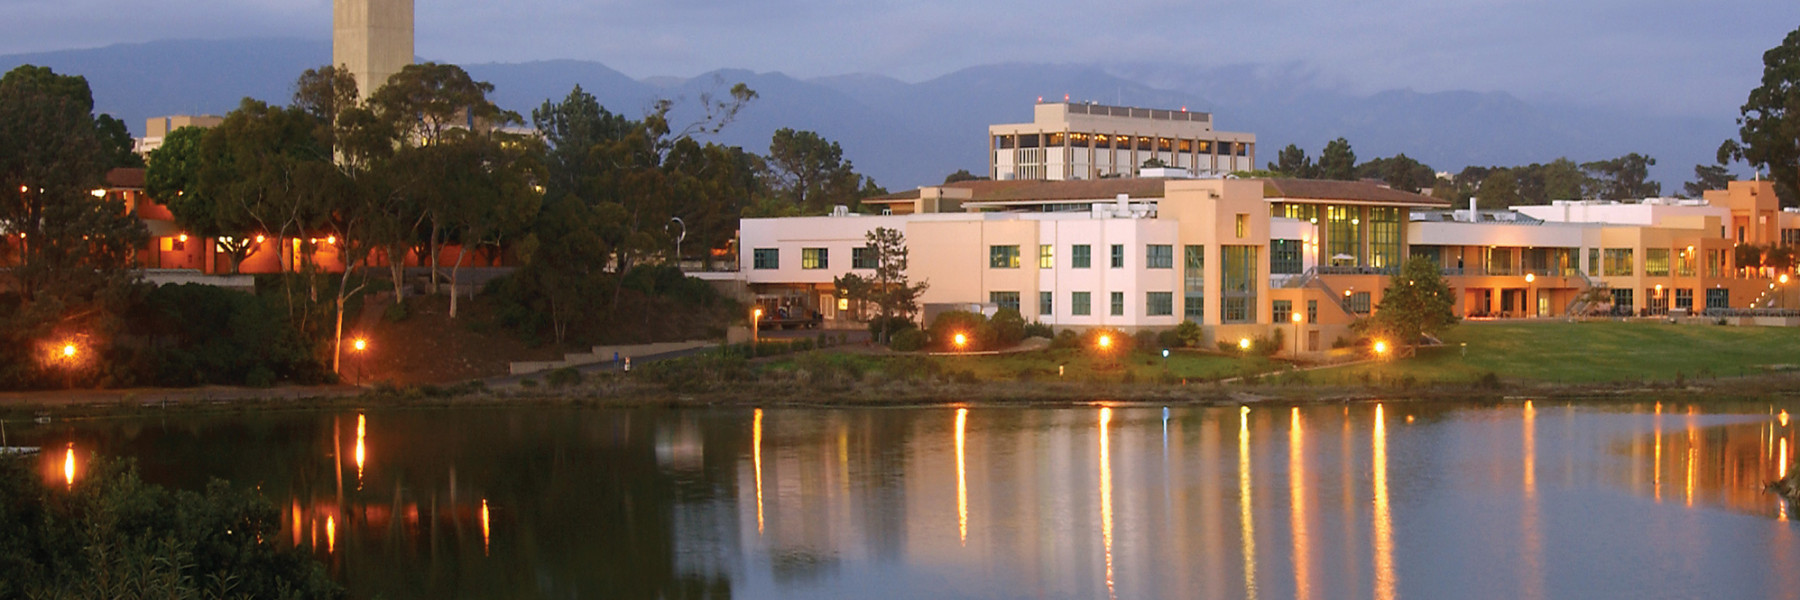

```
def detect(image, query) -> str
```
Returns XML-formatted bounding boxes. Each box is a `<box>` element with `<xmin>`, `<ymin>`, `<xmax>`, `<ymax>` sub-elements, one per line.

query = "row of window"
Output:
<box><xmin>989</xmin><ymin>244</ymin><xmax>1166</xmax><ymax>269</ymax></box>
<box><xmin>994</xmin><ymin>133</ymin><xmax>1250</xmax><ymax>156</ymax></box>
<box><xmin>752</xmin><ymin>247</ymin><xmax>882</xmax><ymax>270</ymax></box>
<box><xmin>1611</xmin><ymin>288</ymin><xmax>1730</xmax><ymax>311</ymax></box>
<box><xmin>1586</xmin><ymin>247</ymin><xmax>1725</xmax><ymax>278</ymax></box>
<box><xmin>1001</xmin><ymin>290</ymin><xmax>1175</xmax><ymax>317</ymax></box>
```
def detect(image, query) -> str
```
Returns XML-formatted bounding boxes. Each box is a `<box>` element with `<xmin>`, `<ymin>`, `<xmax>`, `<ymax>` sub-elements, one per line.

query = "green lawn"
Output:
<box><xmin>925</xmin><ymin>347</ymin><xmax>1283</xmax><ymax>383</ymax></box>
<box><xmin>1313</xmin><ymin>320</ymin><xmax>1800</xmax><ymax>384</ymax></box>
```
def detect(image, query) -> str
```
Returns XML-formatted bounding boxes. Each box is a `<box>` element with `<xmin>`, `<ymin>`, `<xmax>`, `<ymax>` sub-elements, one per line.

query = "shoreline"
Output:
<box><xmin>6</xmin><ymin>372</ymin><xmax>1800</xmax><ymax>422</ymax></box>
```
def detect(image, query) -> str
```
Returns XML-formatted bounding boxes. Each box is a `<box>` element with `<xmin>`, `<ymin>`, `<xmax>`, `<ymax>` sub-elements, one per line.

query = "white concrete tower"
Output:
<box><xmin>332</xmin><ymin>0</ymin><xmax>414</xmax><ymax>97</ymax></box>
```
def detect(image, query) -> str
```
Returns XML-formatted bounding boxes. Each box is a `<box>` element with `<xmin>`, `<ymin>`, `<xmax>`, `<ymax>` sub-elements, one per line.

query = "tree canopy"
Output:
<box><xmin>1366</xmin><ymin>257</ymin><xmax>1457</xmax><ymax>354</ymax></box>
<box><xmin>1721</xmin><ymin>25</ymin><xmax>1800</xmax><ymax>206</ymax></box>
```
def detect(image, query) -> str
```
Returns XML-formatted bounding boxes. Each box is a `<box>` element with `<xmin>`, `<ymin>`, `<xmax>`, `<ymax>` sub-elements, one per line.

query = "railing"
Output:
<box><xmin>1317</xmin><ymin>265</ymin><xmax>1398</xmax><ymax>276</ymax></box>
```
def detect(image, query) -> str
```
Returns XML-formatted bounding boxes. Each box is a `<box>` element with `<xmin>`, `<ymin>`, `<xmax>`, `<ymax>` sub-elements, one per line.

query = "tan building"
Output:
<box><xmin>135</xmin><ymin>115</ymin><xmax>224</xmax><ymax>155</ymax></box>
<box><xmin>333</xmin><ymin>0</ymin><xmax>414</xmax><ymax>96</ymax></box>
<box><xmin>990</xmin><ymin>102</ymin><xmax>1257</xmax><ymax>181</ymax></box>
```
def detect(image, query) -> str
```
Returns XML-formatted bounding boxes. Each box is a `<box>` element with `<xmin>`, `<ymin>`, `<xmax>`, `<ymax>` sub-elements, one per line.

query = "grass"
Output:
<box><xmin>1313</xmin><ymin>320</ymin><xmax>1800</xmax><ymax>385</ymax></box>
<box><xmin>923</xmin><ymin>347</ymin><xmax>1284</xmax><ymax>383</ymax></box>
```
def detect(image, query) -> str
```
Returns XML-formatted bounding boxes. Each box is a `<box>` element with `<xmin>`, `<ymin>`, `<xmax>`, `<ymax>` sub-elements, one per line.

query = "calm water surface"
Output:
<box><xmin>15</xmin><ymin>400</ymin><xmax>1800</xmax><ymax>599</ymax></box>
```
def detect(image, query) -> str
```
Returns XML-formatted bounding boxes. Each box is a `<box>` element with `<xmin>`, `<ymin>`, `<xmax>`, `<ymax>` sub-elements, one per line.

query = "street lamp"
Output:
<box><xmin>1654</xmin><ymin>283</ymin><xmax>1663</xmax><ymax>315</ymax></box>
<box><xmin>667</xmin><ymin>217</ymin><xmax>687</xmax><ymax>272</ymax></box>
<box><xmin>1524</xmin><ymin>272</ymin><xmax>1535</xmax><ymax>318</ymax></box>
<box><xmin>1291</xmin><ymin>310</ymin><xmax>1304</xmax><ymax>359</ymax></box>
<box><xmin>1238</xmin><ymin>337</ymin><xmax>1251</xmax><ymax>356</ymax></box>
<box><xmin>350</xmin><ymin>337</ymin><xmax>368</xmax><ymax>385</ymax></box>
<box><xmin>59</xmin><ymin>341</ymin><xmax>80</xmax><ymax>389</ymax></box>
<box><xmin>1373</xmin><ymin>339</ymin><xmax>1389</xmax><ymax>358</ymax></box>
<box><xmin>953</xmin><ymin>332</ymin><xmax>968</xmax><ymax>350</ymax></box>
<box><xmin>751</xmin><ymin>308</ymin><xmax>763</xmax><ymax>357</ymax></box>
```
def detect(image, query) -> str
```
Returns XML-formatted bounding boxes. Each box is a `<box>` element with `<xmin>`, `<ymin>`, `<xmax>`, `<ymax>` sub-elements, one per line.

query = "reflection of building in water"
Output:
<box><xmin>1616</xmin><ymin>404</ymin><xmax>1795</xmax><ymax>518</ymax></box>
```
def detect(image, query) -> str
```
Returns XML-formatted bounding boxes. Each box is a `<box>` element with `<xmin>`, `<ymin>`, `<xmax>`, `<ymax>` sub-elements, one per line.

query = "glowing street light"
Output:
<box><xmin>1524</xmin><ymin>272</ymin><xmax>1536</xmax><ymax>317</ymax></box>
<box><xmin>953</xmin><ymin>332</ymin><xmax>968</xmax><ymax>350</ymax></box>
<box><xmin>1291</xmin><ymin>310</ymin><xmax>1305</xmax><ymax>359</ymax></box>
<box><xmin>61</xmin><ymin>343</ymin><xmax>77</xmax><ymax>359</ymax></box>
<box><xmin>1373</xmin><ymin>339</ymin><xmax>1390</xmax><ymax>357</ymax></box>
<box><xmin>350</xmin><ymin>337</ymin><xmax>368</xmax><ymax>385</ymax></box>
<box><xmin>1097</xmin><ymin>334</ymin><xmax>1112</xmax><ymax>349</ymax></box>
<box><xmin>1238</xmin><ymin>337</ymin><xmax>1251</xmax><ymax>354</ymax></box>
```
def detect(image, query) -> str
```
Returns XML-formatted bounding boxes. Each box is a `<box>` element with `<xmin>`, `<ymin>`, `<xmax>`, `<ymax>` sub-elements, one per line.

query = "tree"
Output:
<box><xmin>1475</xmin><ymin>169</ymin><xmax>1520</xmax><ymax>209</ymax></box>
<box><xmin>1683</xmin><ymin>163</ymin><xmax>1738</xmax><ymax>197</ymax></box>
<box><xmin>943</xmin><ymin>169</ymin><xmax>986</xmax><ymax>184</ymax></box>
<box><xmin>1368</xmin><ymin>257</ymin><xmax>1457</xmax><ymax>355</ymax></box>
<box><xmin>834</xmin><ymin>226</ymin><xmax>927</xmax><ymax>344</ymax></box>
<box><xmin>1540</xmin><ymin>158</ymin><xmax>1589</xmax><ymax>202</ymax></box>
<box><xmin>1319</xmin><ymin>137</ymin><xmax>1357</xmax><ymax>180</ymax></box>
<box><xmin>147</xmin><ymin>126</ymin><xmax>264</xmax><ymax>273</ymax></box>
<box><xmin>763</xmin><ymin>128</ymin><xmax>871</xmax><ymax>212</ymax></box>
<box><xmin>1268</xmin><ymin>143</ymin><xmax>1315</xmax><ymax>178</ymax></box>
<box><xmin>1356</xmin><ymin>153</ymin><xmax>1434</xmax><ymax>192</ymax></box>
<box><xmin>434</xmin><ymin>129</ymin><xmax>543</xmax><ymax>318</ymax></box>
<box><xmin>1720</xmin><ymin>26</ymin><xmax>1800</xmax><ymax>206</ymax></box>
<box><xmin>1581</xmin><ymin>153</ymin><xmax>1660</xmax><ymax>199</ymax></box>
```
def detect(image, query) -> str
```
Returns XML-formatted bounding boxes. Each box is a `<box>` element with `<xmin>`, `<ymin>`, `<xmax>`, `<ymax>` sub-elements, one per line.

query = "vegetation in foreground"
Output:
<box><xmin>0</xmin><ymin>456</ymin><xmax>340</xmax><ymax>599</ymax></box>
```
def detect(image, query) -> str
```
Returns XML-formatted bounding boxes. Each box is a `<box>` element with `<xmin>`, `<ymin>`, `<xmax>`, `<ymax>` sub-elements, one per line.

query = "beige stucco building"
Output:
<box><xmin>989</xmin><ymin>102</ymin><xmax>1257</xmax><ymax>181</ymax></box>
<box><xmin>333</xmin><ymin>0</ymin><xmax>414</xmax><ymax>96</ymax></box>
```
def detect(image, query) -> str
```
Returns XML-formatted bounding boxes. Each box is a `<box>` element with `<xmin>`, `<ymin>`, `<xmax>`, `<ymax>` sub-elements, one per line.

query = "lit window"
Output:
<box><xmin>1235</xmin><ymin>214</ymin><xmax>1248</xmax><ymax>238</ymax></box>
<box><xmin>989</xmin><ymin>245</ymin><xmax>1021</xmax><ymax>269</ymax></box>
<box><xmin>1038</xmin><ymin>244</ymin><xmax>1054</xmax><ymax>269</ymax></box>
<box><xmin>801</xmin><ymin>248</ymin><xmax>828</xmax><ymax>269</ymax></box>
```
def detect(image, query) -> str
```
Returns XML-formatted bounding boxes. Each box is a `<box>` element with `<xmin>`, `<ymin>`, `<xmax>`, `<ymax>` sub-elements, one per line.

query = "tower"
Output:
<box><xmin>332</xmin><ymin>0</ymin><xmax>413</xmax><ymax>97</ymax></box>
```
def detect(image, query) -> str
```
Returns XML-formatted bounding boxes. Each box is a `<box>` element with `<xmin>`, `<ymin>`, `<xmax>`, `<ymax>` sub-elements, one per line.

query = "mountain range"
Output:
<box><xmin>0</xmin><ymin>38</ymin><xmax>1736</xmax><ymax>192</ymax></box>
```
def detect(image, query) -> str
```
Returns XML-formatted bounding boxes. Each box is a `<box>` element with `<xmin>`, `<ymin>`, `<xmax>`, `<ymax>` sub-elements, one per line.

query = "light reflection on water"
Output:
<box><xmin>21</xmin><ymin>400</ymin><xmax>1800</xmax><ymax>599</ymax></box>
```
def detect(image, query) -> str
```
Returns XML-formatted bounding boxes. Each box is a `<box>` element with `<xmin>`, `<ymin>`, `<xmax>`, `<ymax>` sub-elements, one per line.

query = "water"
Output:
<box><xmin>14</xmin><ymin>400</ymin><xmax>1800</xmax><ymax>599</ymax></box>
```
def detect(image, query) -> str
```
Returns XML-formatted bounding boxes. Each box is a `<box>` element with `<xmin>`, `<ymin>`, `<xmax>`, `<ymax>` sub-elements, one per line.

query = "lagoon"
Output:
<box><xmin>15</xmin><ymin>399</ymin><xmax>1800</xmax><ymax>599</ymax></box>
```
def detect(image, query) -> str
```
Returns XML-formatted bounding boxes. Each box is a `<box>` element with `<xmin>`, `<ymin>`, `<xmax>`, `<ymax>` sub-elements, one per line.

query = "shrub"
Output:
<box><xmin>122</xmin><ymin>284</ymin><xmax>329</xmax><ymax>387</ymax></box>
<box><xmin>890</xmin><ymin>328</ymin><xmax>929</xmax><ymax>352</ymax></box>
<box><xmin>546</xmin><ymin>366</ymin><xmax>583</xmax><ymax>388</ymax></box>
<box><xmin>868</xmin><ymin>315</ymin><xmax>917</xmax><ymax>343</ymax></box>
<box><xmin>1023</xmin><ymin>321</ymin><xmax>1054</xmax><ymax>339</ymax></box>
<box><xmin>382</xmin><ymin>300</ymin><xmax>411</xmax><ymax>323</ymax></box>
<box><xmin>929</xmin><ymin>310</ymin><xmax>990</xmax><ymax>351</ymax></box>
<box><xmin>1051</xmin><ymin>329</ymin><xmax>1082</xmax><ymax>349</ymax></box>
<box><xmin>987</xmin><ymin>308</ymin><xmax>1027</xmax><ymax>348</ymax></box>
<box><xmin>1133</xmin><ymin>330</ymin><xmax>1161</xmax><ymax>351</ymax></box>
<box><xmin>1157</xmin><ymin>329</ymin><xmax>1183</xmax><ymax>349</ymax></box>
<box><xmin>1172</xmin><ymin>320</ymin><xmax>1205</xmax><ymax>348</ymax></box>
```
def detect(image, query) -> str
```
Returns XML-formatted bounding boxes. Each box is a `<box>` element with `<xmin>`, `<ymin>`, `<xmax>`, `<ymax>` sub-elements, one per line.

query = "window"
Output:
<box><xmin>753</xmin><ymin>248</ymin><xmax>779</xmax><ymax>269</ymax></box>
<box><xmin>1272</xmin><ymin>300</ymin><xmax>1293</xmax><ymax>323</ymax></box>
<box><xmin>1235</xmin><ymin>214</ymin><xmax>1249</xmax><ymax>238</ymax></box>
<box><xmin>1676</xmin><ymin>248</ymin><xmax>1696</xmax><ymax>277</ymax></box>
<box><xmin>1146</xmin><ymin>244</ymin><xmax>1173</xmax><ymax>269</ymax></box>
<box><xmin>1039</xmin><ymin>291</ymin><xmax>1053</xmax><ymax>316</ymax></box>
<box><xmin>1147</xmin><ymin>292</ymin><xmax>1173</xmax><ymax>316</ymax></box>
<box><xmin>1706</xmin><ymin>288</ymin><xmax>1730</xmax><ymax>310</ymax></box>
<box><xmin>1184</xmin><ymin>245</ymin><xmax>1205</xmax><ymax>321</ymax></box>
<box><xmin>1271</xmin><ymin>240</ymin><xmax>1302</xmax><ymax>275</ymax></box>
<box><xmin>1603</xmin><ymin>248</ymin><xmax>1634</xmax><ymax>277</ymax></box>
<box><xmin>1110</xmin><ymin>291</ymin><xmax>1124</xmax><ymax>316</ymax></box>
<box><xmin>990</xmin><ymin>291</ymin><xmax>1020</xmax><ymax>312</ymax></box>
<box><xmin>995</xmin><ymin>135</ymin><xmax>1014</xmax><ymax>150</ymax></box>
<box><xmin>1348</xmin><ymin>291</ymin><xmax>1372</xmax><ymax>314</ymax></box>
<box><xmin>1038</xmin><ymin>244</ymin><xmax>1054</xmax><ymax>269</ymax></box>
<box><xmin>1707</xmin><ymin>249</ymin><xmax>1724</xmax><ymax>278</ymax></box>
<box><xmin>1645</xmin><ymin>248</ymin><xmax>1670</xmax><ymax>277</ymax></box>
<box><xmin>1675</xmin><ymin>289</ymin><xmax>1694</xmax><ymax>310</ymax></box>
<box><xmin>1327</xmin><ymin>205</ymin><xmax>1361</xmax><ymax>266</ymax></box>
<box><xmin>1277</xmin><ymin>203</ymin><xmax>1321</xmax><ymax>224</ymax></box>
<box><xmin>1369</xmin><ymin>207</ymin><xmax>1402</xmax><ymax>269</ymax></box>
<box><xmin>1487</xmin><ymin>247</ymin><xmax>1514</xmax><ymax>276</ymax></box>
<box><xmin>1611</xmin><ymin>288</ymin><xmax>1635</xmax><ymax>313</ymax></box>
<box><xmin>1110</xmin><ymin>244</ymin><xmax>1124</xmax><ymax>268</ymax></box>
<box><xmin>1221</xmin><ymin>246</ymin><xmax>1258</xmax><ymax>323</ymax></box>
<box><xmin>1588</xmin><ymin>248</ymin><xmax>1600</xmax><ymax>276</ymax></box>
<box><xmin>1046</xmin><ymin>132</ymin><xmax>1066</xmax><ymax>146</ymax></box>
<box><xmin>852</xmin><ymin>246</ymin><xmax>877</xmax><ymax>269</ymax></box>
<box><xmin>1072</xmin><ymin>292</ymin><xmax>1092</xmax><ymax>316</ymax></box>
<box><xmin>1307</xmin><ymin>300</ymin><xmax>1318</xmax><ymax>324</ymax></box>
<box><xmin>989</xmin><ymin>245</ymin><xmax>1020</xmax><ymax>268</ymax></box>
<box><xmin>801</xmin><ymin>248</ymin><xmax>828</xmax><ymax>269</ymax></box>
<box><xmin>1072</xmin><ymin>244</ymin><xmax>1092</xmax><ymax>268</ymax></box>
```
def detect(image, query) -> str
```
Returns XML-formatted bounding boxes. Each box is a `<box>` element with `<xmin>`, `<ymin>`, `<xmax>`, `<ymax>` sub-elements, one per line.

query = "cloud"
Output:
<box><xmin>3</xmin><ymin>0</ymin><xmax>1794</xmax><ymax>117</ymax></box>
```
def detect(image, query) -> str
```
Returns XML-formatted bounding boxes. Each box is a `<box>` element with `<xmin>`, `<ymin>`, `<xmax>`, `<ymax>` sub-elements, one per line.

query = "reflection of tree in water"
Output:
<box><xmin>770</xmin><ymin>547</ymin><xmax>839</xmax><ymax>584</ymax></box>
<box><xmin>56</xmin><ymin>409</ymin><xmax>741</xmax><ymax>600</ymax></box>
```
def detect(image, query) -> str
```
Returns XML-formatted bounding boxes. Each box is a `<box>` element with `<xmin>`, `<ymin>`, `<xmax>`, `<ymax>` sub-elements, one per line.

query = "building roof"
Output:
<box><xmin>1260</xmin><ymin>178</ymin><xmax>1450</xmax><ymax>207</ymax></box>
<box><xmin>867</xmin><ymin>178</ymin><xmax>1173</xmax><ymax>204</ymax></box>
<box><xmin>105</xmin><ymin>167</ymin><xmax>145</xmax><ymax>189</ymax></box>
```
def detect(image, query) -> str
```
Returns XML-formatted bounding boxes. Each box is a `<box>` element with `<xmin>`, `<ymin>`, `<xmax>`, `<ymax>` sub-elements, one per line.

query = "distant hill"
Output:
<box><xmin>0</xmin><ymin>39</ymin><xmax>1734</xmax><ymax>191</ymax></box>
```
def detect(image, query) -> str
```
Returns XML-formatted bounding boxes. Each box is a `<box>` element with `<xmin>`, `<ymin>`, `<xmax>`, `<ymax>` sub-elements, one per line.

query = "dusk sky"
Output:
<box><xmin>5</xmin><ymin>0</ymin><xmax>1796</xmax><ymax>118</ymax></box>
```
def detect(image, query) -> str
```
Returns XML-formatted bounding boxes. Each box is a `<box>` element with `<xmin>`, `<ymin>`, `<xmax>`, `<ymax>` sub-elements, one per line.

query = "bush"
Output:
<box><xmin>929</xmin><ymin>310</ymin><xmax>990</xmax><ymax>351</ymax></box>
<box><xmin>1051</xmin><ymin>329</ymin><xmax>1082</xmax><ymax>349</ymax></box>
<box><xmin>1133</xmin><ymin>330</ymin><xmax>1161</xmax><ymax>351</ymax></box>
<box><xmin>868</xmin><ymin>315</ymin><xmax>917</xmax><ymax>343</ymax></box>
<box><xmin>987</xmin><ymin>308</ymin><xmax>1027</xmax><ymax>348</ymax></box>
<box><xmin>121</xmin><ymin>284</ymin><xmax>329</xmax><ymax>387</ymax></box>
<box><xmin>890</xmin><ymin>328</ymin><xmax>929</xmax><ymax>352</ymax></box>
<box><xmin>1173</xmin><ymin>320</ymin><xmax>1205</xmax><ymax>348</ymax></box>
<box><xmin>0</xmin><ymin>457</ymin><xmax>340</xmax><ymax>599</ymax></box>
<box><xmin>546</xmin><ymin>367</ymin><xmax>583</xmax><ymax>388</ymax></box>
<box><xmin>381</xmin><ymin>300</ymin><xmax>411</xmax><ymax>323</ymax></box>
<box><xmin>1024</xmin><ymin>321</ymin><xmax>1054</xmax><ymax>339</ymax></box>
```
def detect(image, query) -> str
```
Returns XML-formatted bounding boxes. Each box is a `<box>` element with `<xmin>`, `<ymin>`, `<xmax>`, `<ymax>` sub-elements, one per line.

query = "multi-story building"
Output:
<box><xmin>989</xmin><ymin>102</ymin><xmax>1256</xmax><ymax>181</ymax></box>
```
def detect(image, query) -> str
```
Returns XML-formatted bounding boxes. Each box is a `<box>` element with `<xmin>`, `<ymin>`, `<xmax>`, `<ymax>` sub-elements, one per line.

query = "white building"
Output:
<box><xmin>989</xmin><ymin>102</ymin><xmax>1257</xmax><ymax>181</ymax></box>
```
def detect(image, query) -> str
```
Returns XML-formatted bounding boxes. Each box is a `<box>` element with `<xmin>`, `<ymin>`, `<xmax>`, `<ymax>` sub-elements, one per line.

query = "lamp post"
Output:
<box><xmin>667</xmin><ymin>217</ymin><xmax>686</xmax><ymax>272</ymax></box>
<box><xmin>1524</xmin><ymin>272</ymin><xmax>1536</xmax><ymax>318</ymax></box>
<box><xmin>1654</xmin><ymin>284</ymin><xmax>1664</xmax><ymax>316</ymax></box>
<box><xmin>1291</xmin><ymin>310</ymin><xmax>1304</xmax><ymax>359</ymax></box>
<box><xmin>752</xmin><ymin>307</ymin><xmax>763</xmax><ymax>357</ymax></box>
<box><xmin>59</xmin><ymin>341</ymin><xmax>79</xmax><ymax>389</ymax></box>
<box><xmin>351</xmin><ymin>337</ymin><xmax>367</xmax><ymax>385</ymax></box>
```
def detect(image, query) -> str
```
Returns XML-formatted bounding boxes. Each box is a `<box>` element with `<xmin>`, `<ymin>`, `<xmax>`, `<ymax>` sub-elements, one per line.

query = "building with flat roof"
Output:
<box><xmin>989</xmin><ymin>102</ymin><xmax>1256</xmax><ymax>181</ymax></box>
<box><xmin>135</xmin><ymin>115</ymin><xmax>224</xmax><ymax>155</ymax></box>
